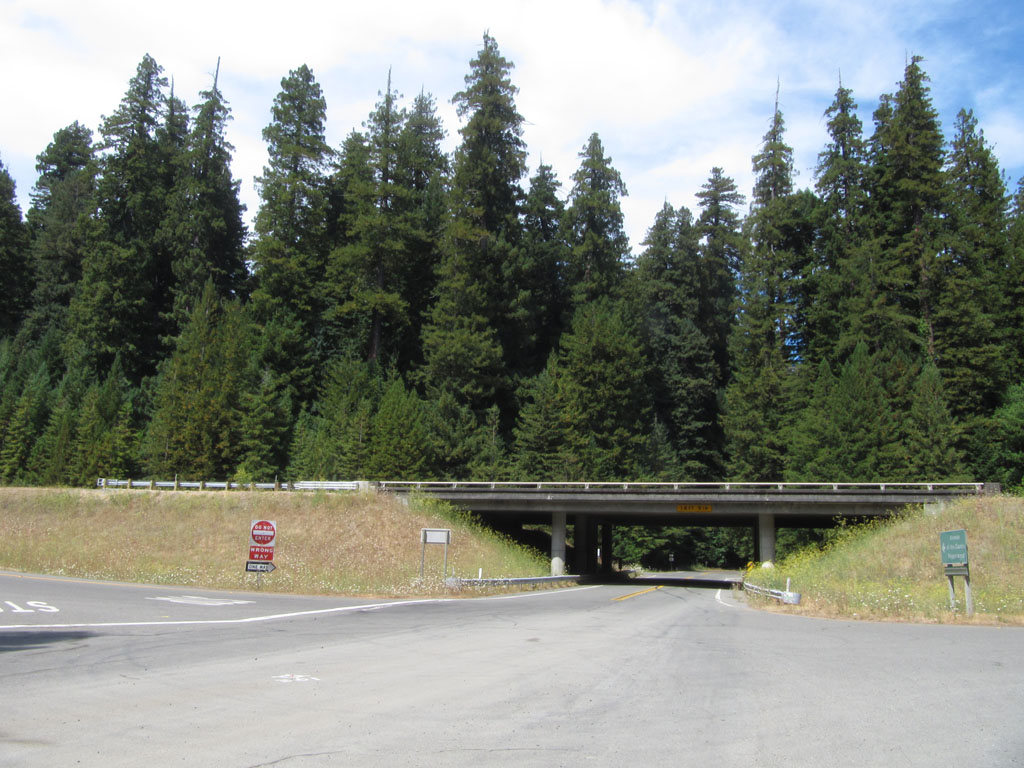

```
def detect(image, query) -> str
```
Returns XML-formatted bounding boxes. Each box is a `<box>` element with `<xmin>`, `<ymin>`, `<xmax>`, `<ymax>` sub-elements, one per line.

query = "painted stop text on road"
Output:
<box><xmin>1</xmin><ymin>600</ymin><xmax>59</xmax><ymax>613</ymax></box>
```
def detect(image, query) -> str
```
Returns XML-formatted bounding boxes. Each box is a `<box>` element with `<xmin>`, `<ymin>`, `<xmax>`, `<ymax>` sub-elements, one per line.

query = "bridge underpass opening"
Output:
<box><xmin>380</xmin><ymin>482</ymin><xmax>994</xmax><ymax>577</ymax></box>
<box><xmin>491</xmin><ymin>515</ymin><xmax>833</xmax><ymax>576</ymax></box>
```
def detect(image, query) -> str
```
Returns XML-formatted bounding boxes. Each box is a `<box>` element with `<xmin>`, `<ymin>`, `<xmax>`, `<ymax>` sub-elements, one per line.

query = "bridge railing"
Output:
<box><xmin>377</xmin><ymin>481</ymin><xmax>990</xmax><ymax>493</ymax></box>
<box><xmin>96</xmin><ymin>478</ymin><xmax>995</xmax><ymax>495</ymax></box>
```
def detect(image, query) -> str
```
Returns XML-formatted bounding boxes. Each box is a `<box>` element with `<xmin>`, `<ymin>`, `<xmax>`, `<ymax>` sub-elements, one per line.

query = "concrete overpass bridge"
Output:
<box><xmin>377</xmin><ymin>481</ymin><xmax>997</xmax><ymax>575</ymax></box>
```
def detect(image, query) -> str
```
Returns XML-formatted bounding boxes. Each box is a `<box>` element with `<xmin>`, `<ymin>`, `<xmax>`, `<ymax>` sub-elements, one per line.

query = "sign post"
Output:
<box><xmin>940</xmin><ymin>529</ymin><xmax>972</xmax><ymax>617</ymax></box>
<box><xmin>420</xmin><ymin>528</ymin><xmax>452</xmax><ymax>579</ymax></box>
<box><xmin>247</xmin><ymin>519</ymin><xmax>277</xmax><ymax>588</ymax></box>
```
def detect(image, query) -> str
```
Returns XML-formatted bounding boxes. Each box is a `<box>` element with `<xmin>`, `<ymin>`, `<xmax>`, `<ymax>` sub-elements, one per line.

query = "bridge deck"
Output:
<box><xmin>377</xmin><ymin>481</ymin><xmax>990</xmax><ymax>522</ymax></box>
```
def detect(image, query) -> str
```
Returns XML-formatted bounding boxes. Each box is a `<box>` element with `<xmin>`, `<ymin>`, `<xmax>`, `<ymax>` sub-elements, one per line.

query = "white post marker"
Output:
<box><xmin>420</xmin><ymin>528</ymin><xmax>452</xmax><ymax>579</ymax></box>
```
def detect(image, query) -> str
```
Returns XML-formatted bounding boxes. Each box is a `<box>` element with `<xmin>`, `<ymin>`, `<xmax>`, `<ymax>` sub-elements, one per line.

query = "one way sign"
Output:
<box><xmin>245</xmin><ymin>561</ymin><xmax>276</xmax><ymax>573</ymax></box>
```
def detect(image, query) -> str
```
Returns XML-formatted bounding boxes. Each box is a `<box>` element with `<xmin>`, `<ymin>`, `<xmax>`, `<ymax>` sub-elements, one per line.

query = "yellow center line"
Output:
<box><xmin>612</xmin><ymin>585</ymin><xmax>663</xmax><ymax>602</ymax></box>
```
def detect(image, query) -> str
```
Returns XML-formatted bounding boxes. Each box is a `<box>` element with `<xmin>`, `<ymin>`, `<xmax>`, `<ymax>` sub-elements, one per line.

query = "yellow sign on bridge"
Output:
<box><xmin>676</xmin><ymin>504</ymin><xmax>712</xmax><ymax>513</ymax></box>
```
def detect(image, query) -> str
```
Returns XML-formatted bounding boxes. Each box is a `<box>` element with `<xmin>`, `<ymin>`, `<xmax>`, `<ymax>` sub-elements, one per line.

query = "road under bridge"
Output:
<box><xmin>377</xmin><ymin>481</ymin><xmax>998</xmax><ymax>575</ymax></box>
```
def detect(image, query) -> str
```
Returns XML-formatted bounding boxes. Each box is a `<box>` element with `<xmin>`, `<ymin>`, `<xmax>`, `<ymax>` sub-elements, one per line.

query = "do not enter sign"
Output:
<box><xmin>249</xmin><ymin>520</ymin><xmax>277</xmax><ymax>561</ymax></box>
<box><xmin>251</xmin><ymin>520</ymin><xmax>276</xmax><ymax>545</ymax></box>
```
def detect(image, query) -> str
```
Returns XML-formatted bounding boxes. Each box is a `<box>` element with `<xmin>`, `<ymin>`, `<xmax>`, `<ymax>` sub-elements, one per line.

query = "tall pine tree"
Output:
<box><xmin>563</xmin><ymin>132</ymin><xmax>629</xmax><ymax>307</ymax></box>
<box><xmin>251</xmin><ymin>64</ymin><xmax>334</xmax><ymax>402</ymax></box>
<box><xmin>0</xmin><ymin>157</ymin><xmax>30</xmax><ymax>338</ymax></box>
<box><xmin>419</xmin><ymin>33</ymin><xmax>526</xmax><ymax>419</ymax></box>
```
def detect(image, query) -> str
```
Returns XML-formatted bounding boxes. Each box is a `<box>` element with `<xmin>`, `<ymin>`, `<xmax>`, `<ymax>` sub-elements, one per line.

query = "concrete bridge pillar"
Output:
<box><xmin>757</xmin><ymin>513</ymin><xmax>776</xmax><ymax>563</ymax></box>
<box><xmin>551</xmin><ymin>511</ymin><xmax>567</xmax><ymax>576</ymax></box>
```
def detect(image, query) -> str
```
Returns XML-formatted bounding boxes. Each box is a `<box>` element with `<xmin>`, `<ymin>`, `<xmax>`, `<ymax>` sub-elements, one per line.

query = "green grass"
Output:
<box><xmin>0</xmin><ymin>487</ymin><xmax>549</xmax><ymax>596</ymax></box>
<box><xmin>743</xmin><ymin>495</ymin><xmax>1024</xmax><ymax>624</ymax></box>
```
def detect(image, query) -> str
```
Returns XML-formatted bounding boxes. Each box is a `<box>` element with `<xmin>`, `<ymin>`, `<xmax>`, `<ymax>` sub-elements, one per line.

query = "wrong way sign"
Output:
<box><xmin>249</xmin><ymin>519</ymin><xmax>277</xmax><ymax>561</ymax></box>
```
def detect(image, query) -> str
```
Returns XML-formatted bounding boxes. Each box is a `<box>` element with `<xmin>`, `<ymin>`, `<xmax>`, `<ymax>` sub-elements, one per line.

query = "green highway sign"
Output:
<box><xmin>940</xmin><ymin>529</ymin><xmax>968</xmax><ymax>566</ymax></box>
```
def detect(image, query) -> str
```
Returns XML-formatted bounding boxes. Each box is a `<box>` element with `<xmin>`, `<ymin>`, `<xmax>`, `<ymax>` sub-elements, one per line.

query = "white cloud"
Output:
<box><xmin>2</xmin><ymin>0</ymin><xmax>1022</xmax><ymax>250</ymax></box>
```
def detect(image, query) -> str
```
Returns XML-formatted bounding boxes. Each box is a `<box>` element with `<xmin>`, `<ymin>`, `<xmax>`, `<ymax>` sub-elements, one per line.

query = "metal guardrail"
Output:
<box><xmin>445</xmin><ymin>575</ymin><xmax>581</xmax><ymax>588</ymax></box>
<box><xmin>96</xmin><ymin>478</ymin><xmax>364</xmax><ymax>492</ymax></box>
<box><xmin>743</xmin><ymin>581</ymin><xmax>802</xmax><ymax>605</ymax></box>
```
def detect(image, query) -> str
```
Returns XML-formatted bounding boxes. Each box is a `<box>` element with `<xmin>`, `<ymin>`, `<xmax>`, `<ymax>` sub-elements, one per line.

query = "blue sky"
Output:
<box><xmin>2</xmin><ymin>0</ymin><xmax>1022</xmax><ymax>252</ymax></box>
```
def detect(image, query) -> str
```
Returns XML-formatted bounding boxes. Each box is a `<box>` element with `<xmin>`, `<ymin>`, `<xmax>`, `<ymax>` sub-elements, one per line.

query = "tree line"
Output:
<box><xmin>1</xmin><ymin>37</ymin><xmax>1023</xmax><ymax>499</ymax></box>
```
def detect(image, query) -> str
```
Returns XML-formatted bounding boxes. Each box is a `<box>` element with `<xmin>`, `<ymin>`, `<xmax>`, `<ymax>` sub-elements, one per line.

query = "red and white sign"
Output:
<box><xmin>249</xmin><ymin>519</ymin><xmax>277</xmax><ymax>561</ymax></box>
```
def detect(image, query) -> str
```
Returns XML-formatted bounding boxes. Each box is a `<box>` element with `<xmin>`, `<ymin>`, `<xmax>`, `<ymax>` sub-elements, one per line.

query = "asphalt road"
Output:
<box><xmin>2</xmin><ymin>570</ymin><xmax>1022</xmax><ymax>767</ymax></box>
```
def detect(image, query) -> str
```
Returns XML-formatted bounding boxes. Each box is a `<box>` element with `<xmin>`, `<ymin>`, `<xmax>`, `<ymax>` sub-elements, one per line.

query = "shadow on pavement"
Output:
<box><xmin>0</xmin><ymin>630</ymin><xmax>95</xmax><ymax>653</ymax></box>
<box><xmin>584</xmin><ymin>571</ymin><xmax>742</xmax><ymax>590</ymax></box>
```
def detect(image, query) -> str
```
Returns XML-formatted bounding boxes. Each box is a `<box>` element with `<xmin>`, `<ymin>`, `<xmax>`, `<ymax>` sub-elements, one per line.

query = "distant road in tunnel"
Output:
<box><xmin>2</xmin><ymin>570</ymin><xmax>1021</xmax><ymax>767</ymax></box>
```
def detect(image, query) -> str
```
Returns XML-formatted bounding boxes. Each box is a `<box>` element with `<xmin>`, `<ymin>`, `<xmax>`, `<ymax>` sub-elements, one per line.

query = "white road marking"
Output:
<box><xmin>481</xmin><ymin>585</ymin><xmax>602</xmax><ymax>601</ymax></box>
<box><xmin>0</xmin><ymin>584</ymin><xmax>604</xmax><ymax>631</ymax></box>
<box><xmin>272</xmin><ymin>674</ymin><xmax>320</xmax><ymax>683</ymax></box>
<box><xmin>147</xmin><ymin>596</ymin><xmax>255</xmax><ymax>606</ymax></box>
<box><xmin>715</xmin><ymin>589</ymin><xmax>738</xmax><ymax>608</ymax></box>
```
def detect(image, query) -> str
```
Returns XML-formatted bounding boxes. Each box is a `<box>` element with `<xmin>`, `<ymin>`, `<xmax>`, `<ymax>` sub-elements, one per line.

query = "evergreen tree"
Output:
<box><xmin>695</xmin><ymin>167</ymin><xmax>744</xmax><ymax>387</ymax></box>
<box><xmin>827</xmin><ymin>343</ymin><xmax>899</xmax><ymax>480</ymax></box>
<box><xmin>0</xmin><ymin>157</ymin><xmax>31</xmax><ymax>337</ymax></box>
<box><xmin>514</xmin><ymin>163</ymin><xmax>568</xmax><ymax>378</ymax></box>
<box><xmin>251</xmin><ymin>64</ymin><xmax>334</xmax><ymax>400</ymax></box>
<box><xmin>23</xmin><ymin>122</ymin><xmax>97</xmax><ymax>341</ymax></box>
<box><xmin>724</xmin><ymin>93</ymin><xmax>808</xmax><ymax>480</ymax></box>
<box><xmin>67</xmin><ymin>54</ymin><xmax>179</xmax><ymax>381</ymax></box>
<box><xmin>143</xmin><ymin>283</ymin><xmax>253</xmax><ymax>479</ymax></box>
<box><xmin>512</xmin><ymin>362</ymin><xmax>567</xmax><ymax>480</ymax></box>
<box><xmin>0</xmin><ymin>361</ymin><xmax>50</xmax><ymax>483</ymax></box>
<box><xmin>307</xmin><ymin>358</ymin><xmax>385</xmax><ymax>478</ymax></box>
<box><xmin>425</xmin><ymin>389</ymin><xmax>491</xmax><ymax>480</ymax></box>
<box><xmin>326</xmin><ymin>73</ymin><xmax>418</xmax><ymax>366</ymax></box>
<box><xmin>323</xmin><ymin>130</ymin><xmax>375</xmax><ymax>360</ymax></box>
<box><xmin>365</xmin><ymin>376</ymin><xmax>433</xmax><ymax>479</ymax></box>
<box><xmin>395</xmin><ymin>90</ymin><xmax>449</xmax><ymax>369</ymax></box>
<box><xmin>1008</xmin><ymin>179</ymin><xmax>1024</xmax><ymax>369</ymax></box>
<box><xmin>563</xmin><ymin>132</ymin><xmax>629</xmax><ymax>307</ymax></box>
<box><xmin>162</xmin><ymin>60</ymin><xmax>248</xmax><ymax>330</ymax></box>
<box><xmin>233</xmin><ymin>369</ymin><xmax>291</xmax><ymax>483</ymax></box>
<box><xmin>857</xmin><ymin>56</ymin><xmax>945</xmax><ymax>359</ymax></box>
<box><xmin>814</xmin><ymin>82</ymin><xmax>868</xmax><ymax>363</ymax></box>
<box><xmin>634</xmin><ymin>203</ymin><xmax>719</xmax><ymax>477</ymax></box>
<box><xmin>554</xmin><ymin>298</ymin><xmax>649</xmax><ymax>480</ymax></box>
<box><xmin>68</xmin><ymin>358</ymin><xmax>137</xmax><ymax>484</ymax></box>
<box><xmin>785</xmin><ymin>359</ymin><xmax>841</xmax><ymax>480</ymax></box>
<box><xmin>24</xmin><ymin>363</ymin><xmax>89</xmax><ymax>486</ymax></box>
<box><xmin>977</xmin><ymin>383</ymin><xmax>1024</xmax><ymax>489</ymax></box>
<box><xmin>901</xmin><ymin>363</ymin><xmax>964</xmax><ymax>480</ymax></box>
<box><xmin>467</xmin><ymin>404</ymin><xmax>509</xmax><ymax>480</ymax></box>
<box><xmin>937</xmin><ymin>108</ymin><xmax>1012</xmax><ymax>419</ymax></box>
<box><xmin>419</xmin><ymin>33</ymin><xmax>525</xmax><ymax>417</ymax></box>
<box><xmin>286</xmin><ymin>408</ymin><xmax>333</xmax><ymax>480</ymax></box>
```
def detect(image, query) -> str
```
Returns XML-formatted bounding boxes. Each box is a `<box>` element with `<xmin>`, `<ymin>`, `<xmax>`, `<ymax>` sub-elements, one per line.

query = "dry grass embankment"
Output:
<box><xmin>743</xmin><ymin>495</ymin><xmax>1024</xmax><ymax>625</ymax></box>
<box><xmin>0</xmin><ymin>487</ymin><xmax>549</xmax><ymax>597</ymax></box>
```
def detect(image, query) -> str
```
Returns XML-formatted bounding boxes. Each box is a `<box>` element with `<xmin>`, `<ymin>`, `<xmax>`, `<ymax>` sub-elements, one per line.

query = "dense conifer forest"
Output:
<box><xmin>2</xmin><ymin>36</ymin><xmax>1023</xmax><ymax>517</ymax></box>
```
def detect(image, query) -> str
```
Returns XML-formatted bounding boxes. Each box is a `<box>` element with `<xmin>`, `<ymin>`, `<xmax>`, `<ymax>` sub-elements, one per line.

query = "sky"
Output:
<box><xmin>2</xmin><ymin>0</ymin><xmax>1023</xmax><ymax>253</ymax></box>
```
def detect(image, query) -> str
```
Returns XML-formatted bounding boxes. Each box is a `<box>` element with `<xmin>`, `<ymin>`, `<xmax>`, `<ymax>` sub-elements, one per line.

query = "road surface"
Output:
<box><xmin>1</xmin><ymin>570</ymin><xmax>1022</xmax><ymax>767</ymax></box>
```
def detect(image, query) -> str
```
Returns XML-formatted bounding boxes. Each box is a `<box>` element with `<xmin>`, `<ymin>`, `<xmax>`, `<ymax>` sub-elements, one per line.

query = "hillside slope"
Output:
<box><xmin>744</xmin><ymin>495</ymin><xmax>1024</xmax><ymax>624</ymax></box>
<box><xmin>0</xmin><ymin>488</ymin><xmax>548</xmax><ymax>596</ymax></box>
